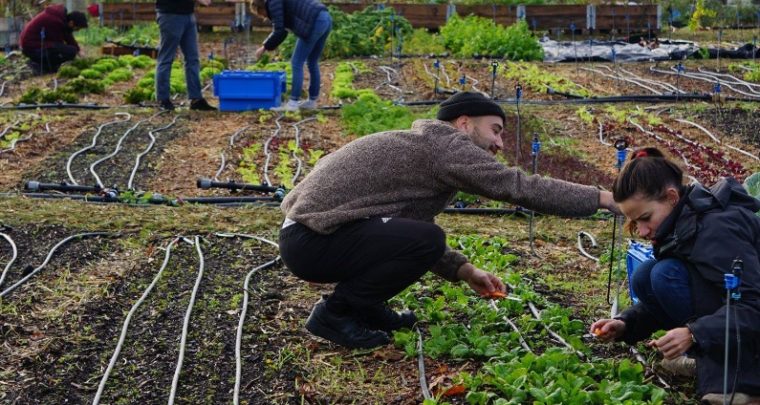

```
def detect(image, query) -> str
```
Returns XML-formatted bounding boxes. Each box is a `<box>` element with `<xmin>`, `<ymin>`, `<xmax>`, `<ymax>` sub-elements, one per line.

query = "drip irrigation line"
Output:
<box><xmin>263</xmin><ymin>114</ymin><xmax>284</xmax><ymax>187</ymax></box>
<box><xmin>598</xmin><ymin>121</ymin><xmax>611</xmax><ymax>146</ymax></box>
<box><xmin>92</xmin><ymin>237</ymin><xmax>180</xmax><ymax>405</ymax></box>
<box><xmin>291</xmin><ymin>117</ymin><xmax>316</xmax><ymax>185</ymax></box>
<box><xmin>615</xmin><ymin>67</ymin><xmax>683</xmax><ymax>94</ymax></box>
<box><xmin>168</xmin><ymin>236</ymin><xmax>205</xmax><ymax>405</ymax></box>
<box><xmin>674</xmin><ymin>118</ymin><xmax>721</xmax><ymax>143</ymax></box>
<box><xmin>67</xmin><ymin>113</ymin><xmax>132</xmax><ymax>185</ymax></box>
<box><xmin>696</xmin><ymin>67</ymin><xmax>760</xmax><ymax>93</ymax></box>
<box><xmin>676</xmin><ymin>118</ymin><xmax>759</xmax><ymax>161</ymax></box>
<box><xmin>3</xmin><ymin>103</ymin><xmax>110</xmax><ymax>110</ymax></box>
<box><xmin>0</xmin><ymin>118</ymin><xmax>22</xmax><ymax>140</ymax></box>
<box><xmin>651</xmin><ymin>66</ymin><xmax>760</xmax><ymax>99</ymax></box>
<box><xmin>422</xmin><ymin>62</ymin><xmax>455</xmax><ymax>95</ymax></box>
<box><xmin>440</xmin><ymin>62</ymin><xmax>452</xmax><ymax>88</ymax></box>
<box><xmin>581</xmin><ymin>67</ymin><xmax>662</xmax><ymax>95</ymax></box>
<box><xmin>215</xmin><ymin>125</ymin><xmax>251</xmax><ymax>181</ymax></box>
<box><xmin>216</xmin><ymin>233</ymin><xmax>280</xmax><ymax>405</ymax></box>
<box><xmin>577</xmin><ymin>231</ymin><xmax>599</xmax><ymax>262</ymax></box>
<box><xmin>0</xmin><ymin>232</ymin><xmax>111</xmax><ymax>299</ymax></box>
<box><xmin>398</xmin><ymin>93</ymin><xmax>760</xmax><ymax>106</ymax></box>
<box><xmin>629</xmin><ymin>119</ymin><xmax>698</xmax><ymax>170</ymax></box>
<box><xmin>630</xmin><ymin>347</ymin><xmax>671</xmax><ymax>389</ymax></box>
<box><xmin>0</xmin><ymin>132</ymin><xmax>33</xmax><ymax>155</ymax></box>
<box><xmin>90</xmin><ymin>111</ymin><xmax>165</xmax><ymax>188</ymax></box>
<box><xmin>127</xmin><ymin>114</ymin><xmax>179</xmax><ymax>190</ymax></box>
<box><xmin>528</xmin><ymin>301</ymin><xmax>586</xmax><ymax>358</ymax></box>
<box><xmin>415</xmin><ymin>326</ymin><xmax>432</xmax><ymax>400</ymax></box>
<box><xmin>488</xmin><ymin>299</ymin><xmax>532</xmax><ymax>352</ymax></box>
<box><xmin>0</xmin><ymin>233</ymin><xmax>18</xmax><ymax>289</ymax></box>
<box><xmin>233</xmin><ymin>255</ymin><xmax>280</xmax><ymax>405</ymax></box>
<box><xmin>466</xmin><ymin>74</ymin><xmax>488</xmax><ymax>97</ymax></box>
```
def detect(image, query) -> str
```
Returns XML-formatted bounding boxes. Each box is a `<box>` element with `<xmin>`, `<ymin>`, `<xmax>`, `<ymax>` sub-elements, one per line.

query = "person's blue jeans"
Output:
<box><xmin>631</xmin><ymin>258</ymin><xmax>694</xmax><ymax>328</ymax></box>
<box><xmin>290</xmin><ymin>11</ymin><xmax>332</xmax><ymax>101</ymax></box>
<box><xmin>155</xmin><ymin>13</ymin><xmax>202</xmax><ymax>101</ymax></box>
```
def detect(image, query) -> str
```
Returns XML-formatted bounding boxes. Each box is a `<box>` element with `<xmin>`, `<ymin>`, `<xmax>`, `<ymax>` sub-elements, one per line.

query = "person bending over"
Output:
<box><xmin>279</xmin><ymin>92</ymin><xmax>619</xmax><ymax>349</ymax></box>
<box><xmin>20</xmin><ymin>5</ymin><xmax>88</xmax><ymax>74</ymax></box>
<box><xmin>251</xmin><ymin>0</ymin><xmax>331</xmax><ymax>112</ymax></box>
<box><xmin>592</xmin><ymin>147</ymin><xmax>760</xmax><ymax>404</ymax></box>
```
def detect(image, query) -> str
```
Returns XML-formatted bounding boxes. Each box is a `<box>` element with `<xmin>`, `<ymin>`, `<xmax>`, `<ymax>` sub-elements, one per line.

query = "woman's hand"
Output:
<box><xmin>648</xmin><ymin>327</ymin><xmax>694</xmax><ymax>360</ymax></box>
<box><xmin>590</xmin><ymin>318</ymin><xmax>626</xmax><ymax>342</ymax></box>
<box><xmin>457</xmin><ymin>263</ymin><xmax>507</xmax><ymax>297</ymax></box>
<box><xmin>254</xmin><ymin>46</ymin><xmax>266</xmax><ymax>60</ymax></box>
<box><xmin>197</xmin><ymin>0</ymin><xmax>211</xmax><ymax>6</ymax></box>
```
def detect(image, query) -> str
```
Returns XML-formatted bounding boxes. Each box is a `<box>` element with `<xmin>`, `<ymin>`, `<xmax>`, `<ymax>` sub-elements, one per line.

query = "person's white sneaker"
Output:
<box><xmin>272</xmin><ymin>99</ymin><xmax>299</xmax><ymax>112</ymax></box>
<box><xmin>299</xmin><ymin>99</ymin><xmax>318</xmax><ymax>110</ymax></box>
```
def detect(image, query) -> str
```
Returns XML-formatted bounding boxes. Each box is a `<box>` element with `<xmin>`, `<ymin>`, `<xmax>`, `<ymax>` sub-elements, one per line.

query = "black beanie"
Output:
<box><xmin>436</xmin><ymin>92</ymin><xmax>505</xmax><ymax>124</ymax></box>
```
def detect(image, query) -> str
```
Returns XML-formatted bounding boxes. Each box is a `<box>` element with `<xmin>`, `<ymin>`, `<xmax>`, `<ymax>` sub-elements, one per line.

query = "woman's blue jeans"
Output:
<box><xmin>290</xmin><ymin>11</ymin><xmax>332</xmax><ymax>101</ymax></box>
<box><xmin>631</xmin><ymin>258</ymin><xmax>694</xmax><ymax>328</ymax></box>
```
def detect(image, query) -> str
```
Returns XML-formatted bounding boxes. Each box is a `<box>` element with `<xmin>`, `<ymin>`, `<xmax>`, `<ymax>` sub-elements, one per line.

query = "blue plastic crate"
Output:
<box><xmin>626</xmin><ymin>241</ymin><xmax>654</xmax><ymax>304</ymax></box>
<box><xmin>213</xmin><ymin>70</ymin><xmax>287</xmax><ymax>112</ymax></box>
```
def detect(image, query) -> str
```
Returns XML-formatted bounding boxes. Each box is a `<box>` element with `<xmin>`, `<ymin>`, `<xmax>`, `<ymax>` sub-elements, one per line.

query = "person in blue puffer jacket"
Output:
<box><xmin>251</xmin><ymin>0</ymin><xmax>331</xmax><ymax>112</ymax></box>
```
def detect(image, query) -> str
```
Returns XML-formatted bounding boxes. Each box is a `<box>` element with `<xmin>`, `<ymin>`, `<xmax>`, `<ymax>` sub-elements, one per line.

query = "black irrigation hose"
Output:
<box><xmin>25</xmin><ymin>181</ymin><xmax>102</xmax><ymax>193</ymax></box>
<box><xmin>1</xmin><ymin>103</ymin><xmax>110</xmax><ymax>110</ymax></box>
<box><xmin>180</xmin><ymin>196</ymin><xmax>277</xmax><ymax>204</ymax></box>
<box><xmin>197</xmin><ymin>178</ymin><xmax>281</xmax><ymax>193</ymax></box>
<box><xmin>399</xmin><ymin>94</ymin><xmax>760</xmax><ymax>106</ymax></box>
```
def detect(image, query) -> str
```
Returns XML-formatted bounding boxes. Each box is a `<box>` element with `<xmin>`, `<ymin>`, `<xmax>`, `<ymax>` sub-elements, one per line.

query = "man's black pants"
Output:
<box><xmin>23</xmin><ymin>44</ymin><xmax>77</xmax><ymax>73</ymax></box>
<box><xmin>279</xmin><ymin>217</ymin><xmax>446</xmax><ymax>313</ymax></box>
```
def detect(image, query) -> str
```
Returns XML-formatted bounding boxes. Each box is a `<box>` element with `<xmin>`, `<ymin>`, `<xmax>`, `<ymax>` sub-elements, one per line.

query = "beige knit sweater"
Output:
<box><xmin>281</xmin><ymin>119</ymin><xmax>600</xmax><ymax>281</ymax></box>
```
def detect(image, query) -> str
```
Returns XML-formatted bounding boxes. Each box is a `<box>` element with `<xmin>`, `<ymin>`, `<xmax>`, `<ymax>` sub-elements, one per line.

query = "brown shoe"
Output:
<box><xmin>659</xmin><ymin>355</ymin><xmax>696</xmax><ymax>377</ymax></box>
<box><xmin>701</xmin><ymin>393</ymin><xmax>760</xmax><ymax>405</ymax></box>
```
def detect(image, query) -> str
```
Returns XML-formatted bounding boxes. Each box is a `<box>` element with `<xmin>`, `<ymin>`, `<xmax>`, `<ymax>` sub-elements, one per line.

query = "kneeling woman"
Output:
<box><xmin>592</xmin><ymin>148</ymin><xmax>760</xmax><ymax>404</ymax></box>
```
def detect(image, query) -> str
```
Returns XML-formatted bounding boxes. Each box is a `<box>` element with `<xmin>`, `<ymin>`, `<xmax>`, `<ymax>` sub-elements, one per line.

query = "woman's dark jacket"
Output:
<box><xmin>262</xmin><ymin>0</ymin><xmax>328</xmax><ymax>50</ymax></box>
<box><xmin>617</xmin><ymin>177</ymin><xmax>760</xmax><ymax>396</ymax></box>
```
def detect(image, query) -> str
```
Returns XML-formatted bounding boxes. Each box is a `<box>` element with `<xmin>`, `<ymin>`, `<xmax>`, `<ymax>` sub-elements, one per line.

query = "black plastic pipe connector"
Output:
<box><xmin>25</xmin><ymin>181</ymin><xmax>101</xmax><ymax>193</ymax></box>
<box><xmin>197</xmin><ymin>178</ymin><xmax>280</xmax><ymax>193</ymax></box>
<box><xmin>181</xmin><ymin>196</ymin><xmax>278</xmax><ymax>204</ymax></box>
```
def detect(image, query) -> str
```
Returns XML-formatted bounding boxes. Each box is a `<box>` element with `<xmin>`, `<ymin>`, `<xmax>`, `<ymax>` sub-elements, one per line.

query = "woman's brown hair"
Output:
<box><xmin>613</xmin><ymin>147</ymin><xmax>686</xmax><ymax>235</ymax></box>
<box><xmin>612</xmin><ymin>147</ymin><xmax>685</xmax><ymax>203</ymax></box>
<box><xmin>249</xmin><ymin>0</ymin><xmax>268</xmax><ymax>18</ymax></box>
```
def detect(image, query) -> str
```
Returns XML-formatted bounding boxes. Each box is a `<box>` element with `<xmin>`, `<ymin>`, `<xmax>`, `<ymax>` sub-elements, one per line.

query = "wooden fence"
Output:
<box><xmin>98</xmin><ymin>2</ymin><xmax>661</xmax><ymax>32</ymax></box>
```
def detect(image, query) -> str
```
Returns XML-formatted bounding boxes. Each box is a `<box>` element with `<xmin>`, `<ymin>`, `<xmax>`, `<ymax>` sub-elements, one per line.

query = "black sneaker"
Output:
<box><xmin>357</xmin><ymin>302</ymin><xmax>417</xmax><ymax>332</ymax></box>
<box><xmin>190</xmin><ymin>98</ymin><xmax>217</xmax><ymax>111</ymax></box>
<box><xmin>305</xmin><ymin>299</ymin><xmax>390</xmax><ymax>349</ymax></box>
<box><xmin>158</xmin><ymin>99</ymin><xmax>175</xmax><ymax>111</ymax></box>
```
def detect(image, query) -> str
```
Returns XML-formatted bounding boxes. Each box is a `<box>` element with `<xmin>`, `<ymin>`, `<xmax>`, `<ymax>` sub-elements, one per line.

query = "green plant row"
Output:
<box><xmin>20</xmin><ymin>55</ymin><xmax>156</xmax><ymax>104</ymax></box>
<box><xmin>125</xmin><ymin>58</ymin><xmax>225</xmax><ymax>104</ymax></box>
<box><xmin>341</xmin><ymin>91</ymin><xmax>437</xmax><ymax>137</ymax></box>
<box><xmin>441</xmin><ymin>16</ymin><xmax>542</xmax><ymax>61</ymax></box>
<box><xmin>501</xmin><ymin>62</ymin><xmax>590</xmax><ymax>97</ymax></box>
<box><xmin>392</xmin><ymin>234</ymin><xmax>667</xmax><ymax>404</ymax></box>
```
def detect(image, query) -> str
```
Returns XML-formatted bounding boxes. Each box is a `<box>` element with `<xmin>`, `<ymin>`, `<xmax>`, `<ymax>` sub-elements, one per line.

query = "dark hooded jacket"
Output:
<box><xmin>19</xmin><ymin>4</ymin><xmax>79</xmax><ymax>51</ymax></box>
<box><xmin>262</xmin><ymin>0</ymin><xmax>328</xmax><ymax>51</ymax></box>
<box><xmin>617</xmin><ymin>177</ymin><xmax>760</xmax><ymax>396</ymax></box>
<box><xmin>156</xmin><ymin>0</ymin><xmax>194</xmax><ymax>15</ymax></box>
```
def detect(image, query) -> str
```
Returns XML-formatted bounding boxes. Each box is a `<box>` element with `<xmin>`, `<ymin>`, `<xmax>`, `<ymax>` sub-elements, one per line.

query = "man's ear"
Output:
<box><xmin>453</xmin><ymin>115</ymin><xmax>470</xmax><ymax>132</ymax></box>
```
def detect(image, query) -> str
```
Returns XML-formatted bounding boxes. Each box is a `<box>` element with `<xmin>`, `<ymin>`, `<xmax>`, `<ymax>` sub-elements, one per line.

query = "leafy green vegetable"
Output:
<box><xmin>279</xmin><ymin>6</ymin><xmax>412</xmax><ymax>59</ymax></box>
<box><xmin>441</xmin><ymin>16</ymin><xmax>542</xmax><ymax>60</ymax></box>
